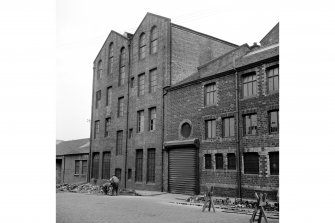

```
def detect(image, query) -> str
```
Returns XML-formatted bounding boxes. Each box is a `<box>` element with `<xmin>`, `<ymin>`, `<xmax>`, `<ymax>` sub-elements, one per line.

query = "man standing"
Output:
<box><xmin>110</xmin><ymin>175</ymin><xmax>119</xmax><ymax>196</ymax></box>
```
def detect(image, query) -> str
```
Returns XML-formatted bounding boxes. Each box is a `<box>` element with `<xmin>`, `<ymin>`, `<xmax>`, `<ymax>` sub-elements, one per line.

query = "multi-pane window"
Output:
<box><xmin>149</xmin><ymin>107</ymin><xmax>156</xmax><ymax>131</ymax></box>
<box><xmin>223</xmin><ymin>117</ymin><xmax>235</xmax><ymax>137</ymax></box>
<box><xmin>75</xmin><ymin>160</ymin><xmax>80</xmax><ymax>174</ymax></box>
<box><xmin>243</xmin><ymin>114</ymin><xmax>257</xmax><ymax>136</ymax></box>
<box><xmin>137</xmin><ymin>110</ymin><xmax>144</xmax><ymax>133</ymax></box>
<box><xmin>128</xmin><ymin>169</ymin><xmax>132</xmax><ymax>180</ymax></box>
<box><xmin>129</xmin><ymin>128</ymin><xmax>133</xmax><ymax>139</ymax></box>
<box><xmin>215</xmin><ymin>154</ymin><xmax>223</xmax><ymax>170</ymax></box>
<box><xmin>205</xmin><ymin>83</ymin><xmax>217</xmax><ymax>106</ymax></box>
<box><xmin>227</xmin><ymin>153</ymin><xmax>236</xmax><ymax>170</ymax></box>
<box><xmin>138</xmin><ymin>73</ymin><xmax>145</xmax><ymax>96</ymax></box>
<box><xmin>269</xmin><ymin>152</ymin><xmax>279</xmax><ymax>175</ymax></box>
<box><xmin>97</xmin><ymin>60</ymin><xmax>102</xmax><ymax>79</ymax></box>
<box><xmin>150</xmin><ymin>26</ymin><xmax>158</xmax><ymax>54</ymax></box>
<box><xmin>82</xmin><ymin>160</ymin><xmax>87</xmax><ymax>175</ymax></box>
<box><xmin>119</xmin><ymin>66</ymin><xmax>125</xmax><ymax>86</ymax></box>
<box><xmin>130</xmin><ymin>77</ymin><xmax>134</xmax><ymax>88</ymax></box>
<box><xmin>269</xmin><ymin>110</ymin><xmax>279</xmax><ymax>134</ymax></box>
<box><xmin>205</xmin><ymin>154</ymin><xmax>212</xmax><ymax>169</ymax></box>
<box><xmin>115</xmin><ymin>168</ymin><xmax>121</xmax><ymax>181</ymax></box>
<box><xmin>102</xmin><ymin>152</ymin><xmax>111</xmax><ymax>179</ymax></box>
<box><xmin>92</xmin><ymin>152</ymin><xmax>99</xmax><ymax>179</ymax></box>
<box><xmin>117</xmin><ymin>97</ymin><xmax>124</xmax><ymax>117</ymax></box>
<box><xmin>135</xmin><ymin>149</ymin><xmax>143</xmax><ymax>182</ymax></box>
<box><xmin>108</xmin><ymin>43</ymin><xmax>114</xmax><ymax>75</ymax></box>
<box><xmin>243</xmin><ymin>73</ymin><xmax>257</xmax><ymax>97</ymax></box>
<box><xmin>149</xmin><ymin>68</ymin><xmax>157</xmax><ymax>93</ymax></box>
<box><xmin>205</xmin><ymin>119</ymin><xmax>216</xmax><ymax>139</ymax></box>
<box><xmin>267</xmin><ymin>66</ymin><xmax>279</xmax><ymax>92</ymax></box>
<box><xmin>147</xmin><ymin>148</ymin><xmax>156</xmax><ymax>183</ymax></box>
<box><xmin>105</xmin><ymin>117</ymin><xmax>111</xmax><ymax>137</ymax></box>
<box><xmin>139</xmin><ymin>33</ymin><xmax>146</xmax><ymax>59</ymax></box>
<box><xmin>244</xmin><ymin>152</ymin><xmax>259</xmax><ymax>174</ymax></box>
<box><xmin>106</xmin><ymin>87</ymin><xmax>112</xmax><ymax>106</ymax></box>
<box><xmin>119</xmin><ymin>47</ymin><xmax>126</xmax><ymax>86</ymax></box>
<box><xmin>95</xmin><ymin>90</ymin><xmax>101</xmax><ymax>109</ymax></box>
<box><xmin>94</xmin><ymin>120</ymin><xmax>100</xmax><ymax>139</ymax></box>
<box><xmin>116</xmin><ymin>130</ymin><xmax>123</xmax><ymax>155</ymax></box>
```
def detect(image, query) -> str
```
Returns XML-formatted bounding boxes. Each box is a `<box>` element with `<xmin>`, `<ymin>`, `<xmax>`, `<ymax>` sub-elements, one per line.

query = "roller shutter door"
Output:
<box><xmin>168</xmin><ymin>147</ymin><xmax>198</xmax><ymax>195</ymax></box>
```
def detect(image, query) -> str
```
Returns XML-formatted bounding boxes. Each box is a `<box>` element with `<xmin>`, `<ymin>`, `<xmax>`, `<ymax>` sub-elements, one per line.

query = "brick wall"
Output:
<box><xmin>61</xmin><ymin>154</ymin><xmax>89</xmax><ymax>185</ymax></box>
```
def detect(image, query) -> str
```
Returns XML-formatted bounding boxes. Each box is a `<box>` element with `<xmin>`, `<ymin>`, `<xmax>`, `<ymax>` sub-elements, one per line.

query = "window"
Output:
<box><xmin>205</xmin><ymin>119</ymin><xmax>216</xmax><ymax>139</ymax></box>
<box><xmin>227</xmin><ymin>153</ymin><xmax>236</xmax><ymax>170</ymax></box>
<box><xmin>149</xmin><ymin>107</ymin><xmax>156</xmax><ymax>131</ymax></box>
<box><xmin>244</xmin><ymin>152</ymin><xmax>259</xmax><ymax>174</ymax></box>
<box><xmin>115</xmin><ymin>168</ymin><xmax>121</xmax><ymax>181</ymax></box>
<box><xmin>137</xmin><ymin>110</ymin><xmax>144</xmax><ymax>133</ymax></box>
<box><xmin>147</xmin><ymin>148</ymin><xmax>156</xmax><ymax>183</ymax></box>
<box><xmin>269</xmin><ymin>152</ymin><xmax>279</xmax><ymax>175</ymax></box>
<box><xmin>128</xmin><ymin>169</ymin><xmax>132</xmax><ymax>180</ymax></box>
<box><xmin>94</xmin><ymin>120</ymin><xmax>100</xmax><ymax>139</ymax></box>
<box><xmin>108</xmin><ymin>43</ymin><xmax>114</xmax><ymax>75</ymax></box>
<box><xmin>106</xmin><ymin>87</ymin><xmax>112</xmax><ymax>106</ymax></box>
<box><xmin>130</xmin><ymin>77</ymin><xmax>134</xmax><ymax>88</ymax></box>
<box><xmin>82</xmin><ymin>160</ymin><xmax>87</xmax><ymax>175</ymax></box>
<box><xmin>243</xmin><ymin>114</ymin><xmax>257</xmax><ymax>136</ymax></box>
<box><xmin>135</xmin><ymin>149</ymin><xmax>143</xmax><ymax>182</ymax></box>
<box><xmin>102</xmin><ymin>152</ymin><xmax>111</xmax><ymax>179</ymax></box>
<box><xmin>95</xmin><ymin>90</ymin><xmax>101</xmax><ymax>109</ymax></box>
<box><xmin>243</xmin><ymin>73</ymin><xmax>257</xmax><ymax>97</ymax></box>
<box><xmin>149</xmin><ymin>68</ymin><xmax>157</xmax><ymax>93</ymax></box>
<box><xmin>129</xmin><ymin>128</ymin><xmax>133</xmax><ymax>139</ymax></box>
<box><xmin>267</xmin><ymin>66</ymin><xmax>279</xmax><ymax>92</ymax></box>
<box><xmin>105</xmin><ymin>118</ymin><xmax>111</xmax><ymax>137</ymax></box>
<box><xmin>215</xmin><ymin>154</ymin><xmax>223</xmax><ymax>170</ymax></box>
<box><xmin>117</xmin><ymin>97</ymin><xmax>124</xmax><ymax>117</ymax></box>
<box><xmin>205</xmin><ymin>154</ymin><xmax>212</xmax><ymax>169</ymax></box>
<box><xmin>205</xmin><ymin>83</ymin><xmax>217</xmax><ymax>106</ymax></box>
<box><xmin>181</xmin><ymin>122</ymin><xmax>191</xmax><ymax>138</ymax></box>
<box><xmin>97</xmin><ymin>60</ymin><xmax>102</xmax><ymax>79</ymax></box>
<box><xmin>119</xmin><ymin>66</ymin><xmax>125</xmax><ymax>86</ymax></box>
<box><xmin>150</xmin><ymin>26</ymin><xmax>158</xmax><ymax>54</ymax></box>
<box><xmin>92</xmin><ymin>152</ymin><xmax>99</xmax><ymax>179</ymax></box>
<box><xmin>139</xmin><ymin>33</ymin><xmax>146</xmax><ymax>59</ymax></box>
<box><xmin>119</xmin><ymin>47</ymin><xmax>126</xmax><ymax>86</ymax></box>
<box><xmin>138</xmin><ymin>73</ymin><xmax>145</xmax><ymax>96</ymax></box>
<box><xmin>269</xmin><ymin>110</ymin><xmax>279</xmax><ymax>134</ymax></box>
<box><xmin>75</xmin><ymin>160</ymin><xmax>80</xmax><ymax>174</ymax></box>
<box><xmin>116</xmin><ymin>131</ymin><xmax>123</xmax><ymax>155</ymax></box>
<box><xmin>223</xmin><ymin>117</ymin><xmax>235</xmax><ymax>137</ymax></box>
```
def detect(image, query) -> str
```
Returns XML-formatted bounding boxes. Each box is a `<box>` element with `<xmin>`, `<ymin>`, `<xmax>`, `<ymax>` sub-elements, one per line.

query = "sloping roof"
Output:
<box><xmin>56</xmin><ymin>138</ymin><xmax>90</xmax><ymax>156</ymax></box>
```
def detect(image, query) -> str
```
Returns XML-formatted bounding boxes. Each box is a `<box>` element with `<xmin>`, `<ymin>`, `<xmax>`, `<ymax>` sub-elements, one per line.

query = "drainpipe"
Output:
<box><xmin>87</xmin><ymin>65</ymin><xmax>95</xmax><ymax>183</ymax></box>
<box><xmin>124</xmin><ymin>42</ymin><xmax>131</xmax><ymax>189</ymax></box>
<box><xmin>233</xmin><ymin>55</ymin><xmax>242</xmax><ymax>201</ymax></box>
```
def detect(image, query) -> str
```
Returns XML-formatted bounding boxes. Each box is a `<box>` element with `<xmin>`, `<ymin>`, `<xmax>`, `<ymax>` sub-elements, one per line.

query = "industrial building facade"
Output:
<box><xmin>89</xmin><ymin>12</ymin><xmax>279</xmax><ymax>199</ymax></box>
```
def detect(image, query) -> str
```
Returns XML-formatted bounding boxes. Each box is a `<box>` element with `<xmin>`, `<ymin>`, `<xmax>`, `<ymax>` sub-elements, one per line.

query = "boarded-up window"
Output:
<box><xmin>243</xmin><ymin>73</ymin><xmax>257</xmax><ymax>97</ymax></box>
<box><xmin>94</xmin><ymin>120</ymin><xmax>100</xmax><ymax>139</ymax></box>
<box><xmin>215</xmin><ymin>154</ymin><xmax>223</xmax><ymax>169</ymax></box>
<box><xmin>149</xmin><ymin>107</ymin><xmax>156</xmax><ymax>131</ymax></box>
<box><xmin>244</xmin><ymin>114</ymin><xmax>257</xmax><ymax>135</ymax></box>
<box><xmin>149</xmin><ymin>68</ymin><xmax>157</xmax><ymax>93</ymax></box>
<box><xmin>82</xmin><ymin>160</ymin><xmax>87</xmax><ymax>175</ymax></box>
<box><xmin>269</xmin><ymin>152</ymin><xmax>279</xmax><ymax>175</ymax></box>
<box><xmin>223</xmin><ymin>117</ymin><xmax>235</xmax><ymax>137</ymax></box>
<box><xmin>117</xmin><ymin>97</ymin><xmax>124</xmax><ymax>117</ymax></box>
<box><xmin>244</xmin><ymin>152</ymin><xmax>259</xmax><ymax>174</ymax></box>
<box><xmin>205</xmin><ymin>154</ymin><xmax>212</xmax><ymax>169</ymax></box>
<box><xmin>137</xmin><ymin>110</ymin><xmax>144</xmax><ymax>133</ymax></box>
<box><xmin>147</xmin><ymin>148</ymin><xmax>156</xmax><ymax>183</ymax></box>
<box><xmin>269</xmin><ymin>110</ymin><xmax>279</xmax><ymax>134</ymax></box>
<box><xmin>227</xmin><ymin>153</ymin><xmax>236</xmax><ymax>170</ymax></box>
<box><xmin>105</xmin><ymin>117</ymin><xmax>111</xmax><ymax>137</ymax></box>
<box><xmin>138</xmin><ymin>73</ymin><xmax>145</xmax><ymax>96</ymax></box>
<box><xmin>135</xmin><ymin>150</ymin><xmax>143</xmax><ymax>182</ymax></box>
<box><xmin>139</xmin><ymin>33</ymin><xmax>146</xmax><ymax>59</ymax></box>
<box><xmin>205</xmin><ymin>119</ymin><xmax>216</xmax><ymax>139</ymax></box>
<box><xmin>116</xmin><ymin>131</ymin><xmax>123</xmax><ymax>155</ymax></box>
<box><xmin>95</xmin><ymin>90</ymin><xmax>101</xmax><ymax>109</ymax></box>
<box><xmin>92</xmin><ymin>153</ymin><xmax>99</xmax><ymax>179</ymax></box>
<box><xmin>75</xmin><ymin>160</ymin><xmax>80</xmax><ymax>174</ymax></box>
<box><xmin>102</xmin><ymin>152</ymin><xmax>111</xmax><ymax>179</ymax></box>
<box><xmin>115</xmin><ymin>168</ymin><xmax>121</xmax><ymax>181</ymax></box>
<box><xmin>150</xmin><ymin>26</ymin><xmax>158</xmax><ymax>54</ymax></box>
<box><xmin>205</xmin><ymin>83</ymin><xmax>217</xmax><ymax>106</ymax></box>
<box><xmin>268</xmin><ymin>66</ymin><xmax>279</xmax><ymax>92</ymax></box>
<box><xmin>106</xmin><ymin>87</ymin><xmax>112</xmax><ymax>106</ymax></box>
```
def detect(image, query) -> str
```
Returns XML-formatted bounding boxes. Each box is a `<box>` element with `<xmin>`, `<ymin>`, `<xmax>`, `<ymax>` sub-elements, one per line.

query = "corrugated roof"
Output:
<box><xmin>56</xmin><ymin>138</ymin><xmax>90</xmax><ymax>156</ymax></box>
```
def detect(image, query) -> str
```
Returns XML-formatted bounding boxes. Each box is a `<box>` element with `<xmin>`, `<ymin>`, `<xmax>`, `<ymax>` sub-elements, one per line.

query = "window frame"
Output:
<box><xmin>243</xmin><ymin>113</ymin><xmax>257</xmax><ymax>136</ymax></box>
<box><xmin>94</xmin><ymin>120</ymin><xmax>100</xmax><ymax>139</ymax></box>
<box><xmin>150</xmin><ymin>26</ymin><xmax>158</xmax><ymax>54</ymax></box>
<box><xmin>116</xmin><ymin>130</ymin><xmax>123</xmax><ymax>155</ymax></box>
<box><xmin>138</xmin><ymin>73</ymin><xmax>145</xmax><ymax>96</ymax></box>
<box><xmin>205</xmin><ymin>119</ymin><xmax>216</xmax><ymax>139</ymax></box>
<box><xmin>74</xmin><ymin>160</ymin><xmax>80</xmax><ymax>175</ymax></box>
<box><xmin>102</xmin><ymin>152</ymin><xmax>111</xmax><ymax>179</ymax></box>
<box><xmin>106</xmin><ymin>86</ymin><xmax>112</xmax><ymax>106</ymax></box>
<box><xmin>204</xmin><ymin>154</ymin><xmax>212</xmax><ymax>169</ymax></box>
<box><xmin>135</xmin><ymin>149</ymin><xmax>143</xmax><ymax>182</ymax></box>
<box><xmin>269</xmin><ymin>110</ymin><xmax>279</xmax><ymax>134</ymax></box>
<box><xmin>223</xmin><ymin>117</ymin><xmax>235</xmax><ymax>137</ymax></box>
<box><xmin>149</xmin><ymin>68</ymin><xmax>157</xmax><ymax>93</ymax></box>
<box><xmin>227</xmin><ymin>153</ymin><xmax>236</xmax><ymax>170</ymax></box>
<box><xmin>108</xmin><ymin>43</ymin><xmax>114</xmax><ymax>75</ymax></box>
<box><xmin>215</xmin><ymin>153</ymin><xmax>223</xmax><ymax>170</ymax></box>
<box><xmin>147</xmin><ymin>148</ymin><xmax>156</xmax><ymax>183</ymax></box>
<box><xmin>242</xmin><ymin>73</ymin><xmax>257</xmax><ymax>98</ymax></box>
<box><xmin>119</xmin><ymin>47</ymin><xmax>126</xmax><ymax>86</ymax></box>
<box><xmin>117</xmin><ymin>97</ymin><xmax>124</xmax><ymax>117</ymax></box>
<box><xmin>204</xmin><ymin>83</ymin><xmax>217</xmax><ymax>106</ymax></box>
<box><xmin>243</xmin><ymin>152</ymin><xmax>259</xmax><ymax>174</ymax></box>
<box><xmin>139</xmin><ymin>33</ymin><xmax>146</xmax><ymax>60</ymax></box>
<box><xmin>267</xmin><ymin>66</ymin><xmax>279</xmax><ymax>93</ymax></box>
<box><xmin>104</xmin><ymin>117</ymin><xmax>111</xmax><ymax>137</ymax></box>
<box><xmin>269</xmin><ymin>152</ymin><xmax>279</xmax><ymax>175</ymax></box>
<box><xmin>97</xmin><ymin>60</ymin><xmax>102</xmax><ymax>80</ymax></box>
<box><xmin>149</xmin><ymin>107</ymin><xmax>156</xmax><ymax>131</ymax></box>
<box><xmin>137</xmin><ymin>110</ymin><xmax>144</xmax><ymax>133</ymax></box>
<box><xmin>92</xmin><ymin>152</ymin><xmax>100</xmax><ymax>179</ymax></box>
<box><xmin>81</xmin><ymin>160</ymin><xmax>87</xmax><ymax>175</ymax></box>
<box><xmin>95</xmin><ymin>90</ymin><xmax>101</xmax><ymax>109</ymax></box>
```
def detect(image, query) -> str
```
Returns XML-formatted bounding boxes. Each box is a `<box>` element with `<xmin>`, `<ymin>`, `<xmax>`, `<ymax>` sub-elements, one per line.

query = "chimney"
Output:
<box><xmin>250</xmin><ymin>42</ymin><xmax>260</xmax><ymax>50</ymax></box>
<box><xmin>123</xmin><ymin>32</ymin><xmax>133</xmax><ymax>39</ymax></box>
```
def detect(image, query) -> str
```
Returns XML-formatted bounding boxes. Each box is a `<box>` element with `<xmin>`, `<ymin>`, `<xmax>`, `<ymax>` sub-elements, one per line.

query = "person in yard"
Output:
<box><xmin>110</xmin><ymin>175</ymin><xmax>119</xmax><ymax>196</ymax></box>
<box><xmin>102</xmin><ymin>181</ymin><xmax>111</xmax><ymax>195</ymax></box>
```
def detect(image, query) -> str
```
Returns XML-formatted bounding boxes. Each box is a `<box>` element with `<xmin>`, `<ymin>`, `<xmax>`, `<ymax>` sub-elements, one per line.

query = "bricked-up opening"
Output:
<box><xmin>269</xmin><ymin>152</ymin><xmax>279</xmax><ymax>175</ymax></box>
<box><xmin>75</xmin><ymin>160</ymin><xmax>80</xmax><ymax>174</ymax></box>
<box><xmin>102</xmin><ymin>152</ymin><xmax>111</xmax><ymax>179</ymax></box>
<box><xmin>150</xmin><ymin>26</ymin><xmax>158</xmax><ymax>54</ymax></box>
<box><xmin>223</xmin><ymin>117</ymin><xmax>235</xmax><ymax>137</ymax></box>
<box><xmin>94</xmin><ymin>120</ymin><xmax>100</xmax><ymax>139</ymax></box>
<box><xmin>243</xmin><ymin>114</ymin><xmax>257</xmax><ymax>136</ymax></box>
<box><xmin>205</xmin><ymin>119</ymin><xmax>216</xmax><ymax>139</ymax></box>
<box><xmin>181</xmin><ymin>122</ymin><xmax>191</xmax><ymax>138</ymax></box>
<box><xmin>135</xmin><ymin>149</ymin><xmax>143</xmax><ymax>182</ymax></box>
<box><xmin>116</xmin><ymin>131</ymin><xmax>123</xmax><ymax>155</ymax></box>
<box><xmin>269</xmin><ymin>110</ymin><xmax>279</xmax><ymax>134</ymax></box>
<box><xmin>204</xmin><ymin>83</ymin><xmax>217</xmax><ymax>106</ymax></box>
<box><xmin>92</xmin><ymin>152</ymin><xmax>100</xmax><ymax>179</ymax></box>
<box><xmin>139</xmin><ymin>32</ymin><xmax>146</xmax><ymax>60</ymax></box>
<box><xmin>95</xmin><ymin>90</ymin><xmax>101</xmax><ymax>109</ymax></box>
<box><xmin>128</xmin><ymin>169</ymin><xmax>132</xmax><ymax>180</ymax></box>
<box><xmin>108</xmin><ymin>43</ymin><xmax>114</xmax><ymax>75</ymax></box>
<box><xmin>267</xmin><ymin>66</ymin><xmax>279</xmax><ymax>92</ymax></box>
<box><xmin>227</xmin><ymin>153</ymin><xmax>236</xmax><ymax>170</ymax></box>
<box><xmin>205</xmin><ymin>154</ymin><xmax>212</xmax><ymax>169</ymax></box>
<box><xmin>115</xmin><ymin>168</ymin><xmax>121</xmax><ymax>181</ymax></box>
<box><xmin>243</xmin><ymin>152</ymin><xmax>259</xmax><ymax>174</ymax></box>
<box><xmin>242</xmin><ymin>73</ymin><xmax>257</xmax><ymax>98</ymax></box>
<box><xmin>147</xmin><ymin>148</ymin><xmax>156</xmax><ymax>183</ymax></box>
<box><xmin>215</xmin><ymin>154</ymin><xmax>223</xmax><ymax>169</ymax></box>
<box><xmin>106</xmin><ymin>86</ymin><xmax>112</xmax><ymax>106</ymax></box>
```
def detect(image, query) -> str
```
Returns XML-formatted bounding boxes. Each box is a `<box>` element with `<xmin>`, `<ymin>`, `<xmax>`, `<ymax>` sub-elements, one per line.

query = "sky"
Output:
<box><xmin>56</xmin><ymin>0</ymin><xmax>280</xmax><ymax>141</ymax></box>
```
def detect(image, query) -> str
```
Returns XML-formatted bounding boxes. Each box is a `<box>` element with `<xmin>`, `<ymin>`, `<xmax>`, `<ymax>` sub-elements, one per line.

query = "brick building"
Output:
<box><xmin>164</xmin><ymin>23</ymin><xmax>279</xmax><ymax>199</ymax></box>
<box><xmin>89</xmin><ymin>12</ymin><xmax>237</xmax><ymax>191</ymax></box>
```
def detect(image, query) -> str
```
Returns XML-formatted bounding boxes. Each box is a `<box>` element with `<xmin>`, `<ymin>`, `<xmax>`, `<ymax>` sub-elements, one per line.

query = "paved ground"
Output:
<box><xmin>57</xmin><ymin>192</ymin><xmax>279</xmax><ymax>223</ymax></box>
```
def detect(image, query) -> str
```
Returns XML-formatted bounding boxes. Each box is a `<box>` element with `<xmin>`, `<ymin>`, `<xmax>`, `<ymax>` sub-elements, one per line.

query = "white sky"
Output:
<box><xmin>56</xmin><ymin>0</ymin><xmax>279</xmax><ymax>141</ymax></box>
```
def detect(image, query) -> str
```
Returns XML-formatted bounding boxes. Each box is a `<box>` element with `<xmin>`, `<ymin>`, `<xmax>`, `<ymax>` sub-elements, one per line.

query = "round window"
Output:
<box><xmin>181</xmin><ymin>122</ymin><xmax>192</xmax><ymax>138</ymax></box>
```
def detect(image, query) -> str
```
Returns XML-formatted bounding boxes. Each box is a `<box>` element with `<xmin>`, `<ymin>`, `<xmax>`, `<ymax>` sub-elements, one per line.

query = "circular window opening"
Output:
<box><xmin>181</xmin><ymin>122</ymin><xmax>192</xmax><ymax>138</ymax></box>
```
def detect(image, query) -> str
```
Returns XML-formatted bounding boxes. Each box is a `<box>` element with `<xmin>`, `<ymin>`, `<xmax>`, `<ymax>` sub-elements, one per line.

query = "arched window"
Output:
<box><xmin>108</xmin><ymin>43</ymin><xmax>114</xmax><ymax>75</ymax></box>
<box><xmin>119</xmin><ymin>47</ymin><xmax>126</xmax><ymax>86</ymax></box>
<box><xmin>139</xmin><ymin>32</ymin><xmax>146</xmax><ymax>59</ymax></box>
<box><xmin>150</xmin><ymin>26</ymin><xmax>158</xmax><ymax>54</ymax></box>
<box><xmin>97</xmin><ymin>60</ymin><xmax>102</xmax><ymax>79</ymax></box>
